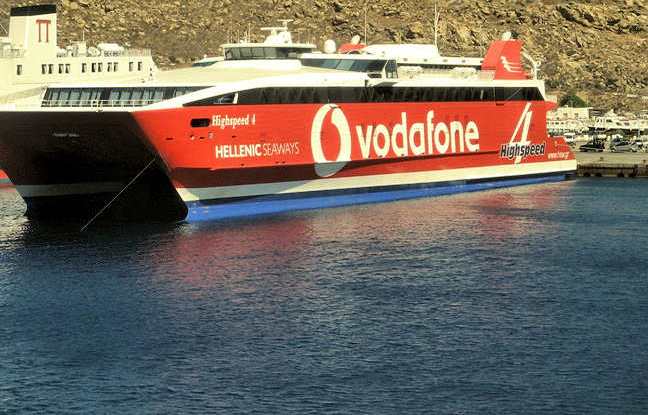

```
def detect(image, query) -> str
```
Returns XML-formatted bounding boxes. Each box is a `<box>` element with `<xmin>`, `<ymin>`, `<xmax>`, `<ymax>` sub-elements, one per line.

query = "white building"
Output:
<box><xmin>0</xmin><ymin>4</ymin><xmax>158</xmax><ymax>105</ymax></box>
<box><xmin>547</xmin><ymin>106</ymin><xmax>592</xmax><ymax>134</ymax></box>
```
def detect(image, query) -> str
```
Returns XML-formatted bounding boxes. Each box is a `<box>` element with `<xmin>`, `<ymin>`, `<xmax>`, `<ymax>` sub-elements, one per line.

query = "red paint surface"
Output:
<box><xmin>133</xmin><ymin>100</ymin><xmax>575</xmax><ymax>190</ymax></box>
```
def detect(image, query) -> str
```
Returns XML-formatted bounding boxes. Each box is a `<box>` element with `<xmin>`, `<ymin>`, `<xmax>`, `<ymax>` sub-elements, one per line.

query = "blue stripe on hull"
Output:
<box><xmin>185</xmin><ymin>174</ymin><xmax>570</xmax><ymax>222</ymax></box>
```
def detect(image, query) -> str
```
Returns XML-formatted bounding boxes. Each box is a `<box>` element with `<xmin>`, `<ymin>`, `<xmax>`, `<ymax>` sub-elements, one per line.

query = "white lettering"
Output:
<box><xmin>450</xmin><ymin>121</ymin><xmax>465</xmax><ymax>153</ymax></box>
<box><xmin>356</xmin><ymin>125</ymin><xmax>374</xmax><ymax>159</ymax></box>
<box><xmin>434</xmin><ymin>122</ymin><xmax>450</xmax><ymax>154</ymax></box>
<box><xmin>409</xmin><ymin>123</ymin><xmax>426</xmax><ymax>156</ymax></box>
<box><xmin>426</xmin><ymin>111</ymin><xmax>435</xmax><ymax>154</ymax></box>
<box><xmin>211</xmin><ymin>114</ymin><xmax>254</xmax><ymax>130</ymax></box>
<box><xmin>391</xmin><ymin>113</ymin><xmax>409</xmax><ymax>157</ymax></box>
<box><xmin>465</xmin><ymin>121</ymin><xmax>480</xmax><ymax>152</ymax></box>
<box><xmin>373</xmin><ymin>125</ymin><xmax>390</xmax><ymax>158</ymax></box>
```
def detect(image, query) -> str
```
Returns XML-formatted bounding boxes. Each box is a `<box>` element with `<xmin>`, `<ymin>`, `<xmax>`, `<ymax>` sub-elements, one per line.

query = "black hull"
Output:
<box><xmin>0</xmin><ymin>111</ymin><xmax>186</xmax><ymax>223</ymax></box>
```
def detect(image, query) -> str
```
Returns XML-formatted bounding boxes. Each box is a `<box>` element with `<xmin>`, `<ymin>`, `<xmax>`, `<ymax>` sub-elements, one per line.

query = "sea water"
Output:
<box><xmin>1</xmin><ymin>179</ymin><xmax>647</xmax><ymax>414</ymax></box>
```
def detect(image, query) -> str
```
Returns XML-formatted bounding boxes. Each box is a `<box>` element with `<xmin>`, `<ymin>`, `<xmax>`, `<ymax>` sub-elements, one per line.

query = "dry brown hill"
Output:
<box><xmin>2</xmin><ymin>0</ymin><xmax>647</xmax><ymax>111</ymax></box>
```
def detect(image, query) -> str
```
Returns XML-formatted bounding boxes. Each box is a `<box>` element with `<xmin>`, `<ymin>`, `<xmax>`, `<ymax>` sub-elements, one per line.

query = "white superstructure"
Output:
<box><xmin>0</xmin><ymin>4</ymin><xmax>157</xmax><ymax>106</ymax></box>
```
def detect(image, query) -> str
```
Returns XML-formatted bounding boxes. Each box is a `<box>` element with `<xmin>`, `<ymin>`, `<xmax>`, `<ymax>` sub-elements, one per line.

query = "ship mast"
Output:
<box><xmin>433</xmin><ymin>2</ymin><xmax>440</xmax><ymax>48</ymax></box>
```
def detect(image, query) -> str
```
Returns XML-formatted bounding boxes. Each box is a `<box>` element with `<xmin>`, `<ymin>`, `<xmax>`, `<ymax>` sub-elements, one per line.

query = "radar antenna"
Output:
<box><xmin>433</xmin><ymin>2</ymin><xmax>440</xmax><ymax>47</ymax></box>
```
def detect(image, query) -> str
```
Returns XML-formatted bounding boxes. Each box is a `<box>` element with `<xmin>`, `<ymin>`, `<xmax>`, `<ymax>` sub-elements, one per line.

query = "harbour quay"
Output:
<box><xmin>576</xmin><ymin>152</ymin><xmax>648</xmax><ymax>178</ymax></box>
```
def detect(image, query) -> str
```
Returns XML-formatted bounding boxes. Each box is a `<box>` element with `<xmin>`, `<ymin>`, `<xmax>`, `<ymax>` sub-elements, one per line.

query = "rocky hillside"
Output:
<box><xmin>2</xmin><ymin>0</ymin><xmax>647</xmax><ymax>110</ymax></box>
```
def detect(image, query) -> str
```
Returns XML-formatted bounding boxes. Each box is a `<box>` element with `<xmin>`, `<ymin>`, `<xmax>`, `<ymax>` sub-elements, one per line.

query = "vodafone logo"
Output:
<box><xmin>310</xmin><ymin>104</ymin><xmax>352</xmax><ymax>178</ymax></box>
<box><xmin>310</xmin><ymin>104</ymin><xmax>482</xmax><ymax>178</ymax></box>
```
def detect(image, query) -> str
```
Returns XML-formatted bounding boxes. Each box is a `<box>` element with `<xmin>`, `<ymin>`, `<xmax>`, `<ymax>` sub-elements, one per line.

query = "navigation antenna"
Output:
<box><xmin>364</xmin><ymin>6</ymin><xmax>368</xmax><ymax>44</ymax></box>
<box><xmin>433</xmin><ymin>2</ymin><xmax>440</xmax><ymax>47</ymax></box>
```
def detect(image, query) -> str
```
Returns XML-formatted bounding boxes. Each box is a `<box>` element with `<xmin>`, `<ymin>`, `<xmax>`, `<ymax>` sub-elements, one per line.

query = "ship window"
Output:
<box><xmin>46</xmin><ymin>90</ymin><xmax>60</xmax><ymax>106</ymax></box>
<box><xmin>173</xmin><ymin>88</ymin><xmax>190</xmax><ymax>98</ymax></box>
<box><xmin>251</xmin><ymin>47</ymin><xmax>264</xmax><ymax>58</ymax></box>
<box><xmin>114</xmin><ymin>62</ymin><xmax>119</xmax><ymax>71</ymax></box>
<box><xmin>109</xmin><ymin>90</ymin><xmax>120</xmax><ymax>104</ymax></box>
<box><xmin>322</xmin><ymin>59</ymin><xmax>340</xmax><ymax>69</ymax></box>
<box><xmin>131</xmin><ymin>89</ymin><xmax>144</xmax><ymax>103</ymax></box>
<box><xmin>65</xmin><ymin>64</ymin><xmax>70</xmax><ymax>74</ymax></box>
<box><xmin>142</xmin><ymin>89</ymin><xmax>153</xmax><ymax>104</ymax></box>
<box><xmin>240</xmin><ymin>48</ymin><xmax>252</xmax><ymax>59</ymax></box>
<box><xmin>336</xmin><ymin>60</ymin><xmax>354</xmax><ymax>71</ymax></box>
<box><xmin>59</xmin><ymin>64</ymin><xmax>64</xmax><ymax>74</ymax></box>
<box><xmin>153</xmin><ymin>89</ymin><xmax>164</xmax><ymax>101</ymax></box>
<box><xmin>138</xmin><ymin>62</ymin><xmax>143</xmax><ymax>71</ymax></box>
<box><xmin>385</xmin><ymin>60</ymin><xmax>398</xmax><ymax>78</ymax></box>
<box><xmin>264</xmin><ymin>48</ymin><xmax>278</xmax><ymax>58</ymax></box>
<box><xmin>82</xmin><ymin>63</ymin><xmax>87</xmax><ymax>73</ymax></box>
<box><xmin>187</xmin><ymin>86</ymin><xmax>543</xmax><ymax>107</ymax></box>
<box><xmin>92</xmin><ymin>63</ymin><xmax>96</xmax><ymax>72</ymax></box>
<box><xmin>42</xmin><ymin>64</ymin><xmax>47</xmax><ymax>75</ymax></box>
<box><xmin>16</xmin><ymin>65</ymin><xmax>22</xmax><ymax>76</ymax></box>
<box><xmin>185</xmin><ymin>93</ymin><xmax>236</xmax><ymax>106</ymax></box>
<box><xmin>59</xmin><ymin>89</ymin><xmax>71</xmax><ymax>106</ymax></box>
<box><xmin>98</xmin><ymin>63</ymin><xmax>103</xmax><ymax>72</ymax></box>
<box><xmin>129</xmin><ymin>62</ymin><xmax>134</xmax><ymax>72</ymax></box>
<box><xmin>48</xmin><ymin>64</ymin><xmax>53</xmax><ymax>74</ymax></box>
<box><xmin>80</xmin><ymin>89</ymin><xmax>91</xmax><ymax>106</ymax></box>
<box><xmin>107</xmin><ymin>63</ymin><xmax>112</xmax><ymax>72</ymax></box>
<box><xmin>225</xmin><ymin>48</ymin><xmax>241</xmax><ymax>60</ymax></box>
<box><xmin>119</xmin><ymin>90</ymin><xmax>133</xmax><ymax>105</ymax></box>
<box><xmin>191</xmin><ymin>118</ymin><xmax>210</xmax><ymax>128</ymax></box>
<box><xmin>69</xmin><ymin>89</ymin><xmax>81</xmax><ymax>106</ymax></box>
<box><xmin>90</xmin><ymin>89</ymin><xmax>102</xmax><ymax>102</ymax></box>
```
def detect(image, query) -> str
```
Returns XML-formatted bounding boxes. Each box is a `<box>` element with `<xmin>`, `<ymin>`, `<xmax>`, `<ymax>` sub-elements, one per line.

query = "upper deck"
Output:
<box><xmin>30</xmin><ymin>24</ymin><xmax>544</xmax><ymax>110</ymax></box>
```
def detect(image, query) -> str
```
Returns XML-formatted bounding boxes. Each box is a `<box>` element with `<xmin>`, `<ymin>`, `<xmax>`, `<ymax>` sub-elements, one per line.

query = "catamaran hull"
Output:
<box><xmin>0</xmin><ymin>111</ymin><xmax>186</xmax><ymax>222</ymax></box>
<box><xmin>133</xmin><ymin>101</ymin><xmax>577</xmax><ymax>222</ymax></box>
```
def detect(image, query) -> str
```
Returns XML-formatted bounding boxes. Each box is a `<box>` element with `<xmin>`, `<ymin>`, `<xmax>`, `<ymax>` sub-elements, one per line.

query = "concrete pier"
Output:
<box><xmin>576</xmin><ymin>152</ymin><xmax>648</xmax><ymax>178</ymax></box>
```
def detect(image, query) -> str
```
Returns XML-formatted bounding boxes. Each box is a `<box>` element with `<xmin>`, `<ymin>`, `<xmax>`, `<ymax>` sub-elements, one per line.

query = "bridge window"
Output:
<box><xmin>17</xmin><ymin>65</ymin><xmax>22</xmax><ymax>76</ymax></box>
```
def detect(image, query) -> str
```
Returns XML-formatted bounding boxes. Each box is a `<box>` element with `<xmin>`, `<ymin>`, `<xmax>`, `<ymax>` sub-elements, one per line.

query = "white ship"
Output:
<box><xmin>0</xmin><ymin>4</ymin><xmax>157</xmax><ymax>106</ymax></box>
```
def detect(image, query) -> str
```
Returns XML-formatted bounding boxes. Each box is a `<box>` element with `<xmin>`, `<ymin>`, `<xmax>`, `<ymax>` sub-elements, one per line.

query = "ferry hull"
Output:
<box><xmin>0</xmin><ymin>111</ymin><xmax>186</xmax><ymax>222</ymax></box>
<box><xmin>183</xmin><ymin>172</ymin><xmax>571</xmax><ymax>222</ymax></box>
<box><xmin>133</xmin><ymin>101</ymin><xmax>577</xmax><ymax>222</ymax></box>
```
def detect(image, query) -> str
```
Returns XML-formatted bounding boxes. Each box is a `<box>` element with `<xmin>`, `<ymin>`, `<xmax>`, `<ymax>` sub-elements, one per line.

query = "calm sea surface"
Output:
<box><xmin>1</xmin><ymin>179</ymin><xmax>647</xmax><ymax>414</ymax></box>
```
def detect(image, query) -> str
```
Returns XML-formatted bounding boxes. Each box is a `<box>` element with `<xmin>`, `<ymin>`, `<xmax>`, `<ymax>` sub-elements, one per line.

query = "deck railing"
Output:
<box><xmin>41</xmin><ymin>98</ymin><xmax>161</xmax><ymax>108</ymax></box>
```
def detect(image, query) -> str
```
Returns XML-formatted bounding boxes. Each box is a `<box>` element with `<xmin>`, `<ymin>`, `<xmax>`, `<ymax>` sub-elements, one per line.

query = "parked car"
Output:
<box><xmin>579</xmin><ymin>137</ymin><xmax>606</xmax><ymax>152</ymax></box>
<box><xmin>634</xmin><ymin>136</ymin><xmax>648</xmax><ymax>152</ymax></box>
<box><xmin>610</xmin><ymin>138</ymin><xmax>635</xmax><ymax>152</ymax></box>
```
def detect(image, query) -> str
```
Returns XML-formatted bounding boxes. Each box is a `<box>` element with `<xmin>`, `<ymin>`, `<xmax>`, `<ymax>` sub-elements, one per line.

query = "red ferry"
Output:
<box><xmin>0</xmin><ymin>23</ymin><xmax>575</xmax><ymax>223</ymax></box>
